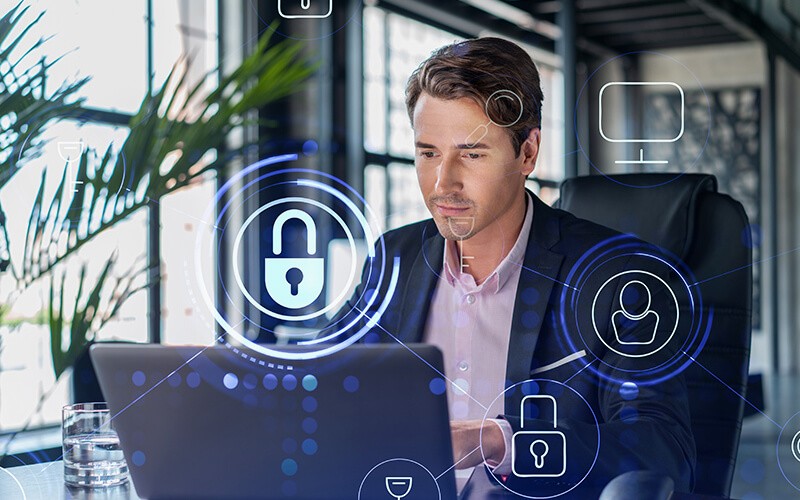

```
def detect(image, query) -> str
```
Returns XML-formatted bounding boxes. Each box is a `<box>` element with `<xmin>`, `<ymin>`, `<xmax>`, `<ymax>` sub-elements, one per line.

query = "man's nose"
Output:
<box><xmin>435</xmin><ymin>154</ymin><xmax>463</xmax><ymax>193</ymax></box>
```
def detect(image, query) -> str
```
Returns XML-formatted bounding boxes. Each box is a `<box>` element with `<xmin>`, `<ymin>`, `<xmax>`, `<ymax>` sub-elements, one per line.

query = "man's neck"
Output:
<box><xmin>455</xmin><ymin>193</ymin><xmax>528</xmax><ymax>285</ymax></box>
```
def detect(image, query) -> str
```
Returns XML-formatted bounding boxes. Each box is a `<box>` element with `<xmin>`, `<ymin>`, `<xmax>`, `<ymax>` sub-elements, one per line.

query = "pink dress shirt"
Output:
<box><xmin>423</xmin><ymin>193</ymin><xmax>534</xmax><ymax>477</ymax></box>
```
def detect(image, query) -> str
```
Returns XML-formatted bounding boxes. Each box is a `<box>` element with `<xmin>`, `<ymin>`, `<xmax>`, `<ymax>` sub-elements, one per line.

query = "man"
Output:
<box><xmin>327</xmin><ymin>37</ymin><xmax>695</xmax><ymax>496</ymax></box>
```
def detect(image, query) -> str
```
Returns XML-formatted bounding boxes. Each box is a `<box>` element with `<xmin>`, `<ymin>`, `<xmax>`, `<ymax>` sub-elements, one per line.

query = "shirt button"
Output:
<box><xmin>465</xmin><ymin>294</ymin><xmax>476</xmax><ymax>304</ymax></box>
<box><xmin>458</xmin><ymin>361</ymin><xmax>469</xmax><ymax>371</ymax></box>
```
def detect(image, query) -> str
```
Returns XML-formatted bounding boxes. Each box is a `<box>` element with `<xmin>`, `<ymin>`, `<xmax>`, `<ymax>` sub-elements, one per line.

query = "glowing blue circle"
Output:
<box><xmin>132</xmin><ymin>450</ymin><xmax>146</xmax><ymax>467</ymax></box>
<box><xmin>263</xmin><ymin>374</ymin><xmax>278</xmax><ymax>390</ymax></box>
<box><xmin>281</xmin><ymin>459</ymin><xmax>298</xmax><ymax>477</ymax></box>
<box><xmin>429</xmin><ymin>378</ymin><xmax>446</xmax><ymax>396</ymax></box>
<box><xmin>132</xmin><ymin>371</ymin><xmax>145</xmax><ymax>387</ymax></box>
<box><xmin>302</xmin><ymin>140</ymin><xmax>318</xmax><ymax>156</ymax></box>
<box><xmin>302</xmin><ymin>417</ymin><xmax>317</xmax><ymax>434</ymax></box>
<box><xmin>302</xmin><ymin>375</ymin><xmax>318</xmax><ymax>392</ymax></box>
<box><xmin>223</xmin><ymin>373</ymin><xmax>238</xmax><ymax>390</ymax></box>
<box><xmin>302</xmin><ymin>438</ymin><xmax>318</xmax><ymax>455</ymax></box>
<box><xmin>302</xmin><ymin>396</ymin><xmax>317</xmax><ymax>413</ymax></box>
<box><xmin>186</xmin><ymin>372</ymin><xmax>200</xmax><ymax>388</ymax></box>
<box><xmin>620</xmin><ymin>382</ymin><xmax>639</xmax><ymax>400</ymax></box>
<box><xmin>283</xmin><ymin>374</ymin><xmax>297</xmax><ymax>391</ymax></box>
<box><xmin>343</xmin><ymin>376</ymin><xmax>359</xmax><ymax>393</ymax></box>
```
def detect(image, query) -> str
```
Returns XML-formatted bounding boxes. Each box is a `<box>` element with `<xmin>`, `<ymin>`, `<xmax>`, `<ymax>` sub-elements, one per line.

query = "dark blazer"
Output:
<box><xmin>324</xmin><ymin>194</ymin><xmax>696</xmax><ymax>497</ymax></box>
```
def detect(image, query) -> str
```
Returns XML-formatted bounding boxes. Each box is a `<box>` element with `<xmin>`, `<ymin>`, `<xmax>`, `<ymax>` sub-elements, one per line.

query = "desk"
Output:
<box><xmin>0</xmin><ymin>462</ymin><xmax>140</xmax><ymax>499</ymax></box>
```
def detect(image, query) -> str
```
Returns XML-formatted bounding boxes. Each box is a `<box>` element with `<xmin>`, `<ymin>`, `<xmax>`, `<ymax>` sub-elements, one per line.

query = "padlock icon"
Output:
<box><xmin>278</xmin><ymin>0</ymin><xmax>333</xmax><ymax>19</ymax></box>
<box><xmin>511</xmin><ymin>394</ymin><xmax>567</xmax><ymax>478</ymax></box>
<box><xmin>264</xmin><ymin>209</ymin><xmax>325</xmax><ymax>309</ymax></box>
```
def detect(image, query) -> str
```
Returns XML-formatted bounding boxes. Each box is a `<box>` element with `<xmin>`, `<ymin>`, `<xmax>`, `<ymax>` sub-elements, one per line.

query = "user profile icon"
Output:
<box><xmin>611</xmin><ymin>280</ymin><xmax>660</xmax><ymax>346</ymax></box>
<box><xmin>591</xmin><ymin>269</ymin><xmax>679</xmax><ymax>359</ymax></box>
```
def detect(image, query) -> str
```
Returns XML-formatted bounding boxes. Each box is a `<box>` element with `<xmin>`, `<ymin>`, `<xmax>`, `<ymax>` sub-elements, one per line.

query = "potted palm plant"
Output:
<box><xmin>0</xmin><ymin>1</ymin><xmax>317</xmax><ymax>456</ymax></box>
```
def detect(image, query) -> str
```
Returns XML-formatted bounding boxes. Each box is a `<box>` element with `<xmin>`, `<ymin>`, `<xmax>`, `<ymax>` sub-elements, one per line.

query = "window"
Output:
<box><xmin>362</xmin><ymin>6</ymin><xmax>566</xmax><ymax>231</ymax></box>
<box><xmin>0</xmin><ymin>1</ymin><xmax>218</xmax><ymax>436</ymax></box>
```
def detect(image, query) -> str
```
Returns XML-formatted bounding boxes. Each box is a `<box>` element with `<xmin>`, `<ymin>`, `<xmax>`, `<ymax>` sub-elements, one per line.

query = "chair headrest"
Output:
<box><xmin>557</xmin><ymin>174</ymin><xmax>718</xmax><ymax>258</ymax></box>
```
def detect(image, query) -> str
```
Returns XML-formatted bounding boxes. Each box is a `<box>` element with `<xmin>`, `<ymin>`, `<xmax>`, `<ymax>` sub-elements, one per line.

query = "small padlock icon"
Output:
<box><xmin>511</xmin><ymin>394</ymin><xmax>567</xmax><ymax>478</ymax></box>
<box><xmin>278</xmin><ymin>0</ymin><xmax>333</xmax><ymax>19</ymax></box>
<box><xmin>264</xmin><ymin>209</ymin><xmax>325</xmax><ymax>309</ymax></box>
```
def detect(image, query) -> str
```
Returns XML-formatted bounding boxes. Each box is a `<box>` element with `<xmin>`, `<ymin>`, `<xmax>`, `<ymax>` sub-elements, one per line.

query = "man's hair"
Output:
<box><xmin>405</xmin><ymin>37</ymin><xmax>544</xmax><ymax>156</ymax></box>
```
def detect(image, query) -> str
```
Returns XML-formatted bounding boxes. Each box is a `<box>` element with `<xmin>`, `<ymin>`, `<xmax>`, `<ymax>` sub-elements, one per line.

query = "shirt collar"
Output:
<box><xmin>441</xmin><ymin>192</ymin><xmax>534</xmax><ymax>294</ymax></box>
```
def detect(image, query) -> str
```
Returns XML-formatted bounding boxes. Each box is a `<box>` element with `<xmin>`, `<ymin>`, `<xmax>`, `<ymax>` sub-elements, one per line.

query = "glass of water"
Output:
<box><xmin>62</xmin><ymin>402</ymin><xmax>129</xmax><ymax>487</ymax></box>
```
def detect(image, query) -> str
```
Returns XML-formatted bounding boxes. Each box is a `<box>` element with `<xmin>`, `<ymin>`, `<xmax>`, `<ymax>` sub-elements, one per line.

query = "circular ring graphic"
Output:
<box><xmin>479</xmin><ymin>379</ymin><xmax>600</xmax><ymax>499</ymax></box>
<box><xmin>573</xmin><ymin>51</ymin><xmax>712</xmax><ymax>188</ymax></box>
<box><xmin>358</xmin><ymin>458</ymin><xmax>441</xmax><ymax>500</ymax></box>
<box><xmin>486</xmin><ymin>89</ymin><xmax>524</xmax><ymax>128</ymax></box>
<box><xmin>194</xmin><ymin>156</ymin><xmax>398</xmax><ymax>360</ymax></box>
<box><xmin>231</xmin><ymin>196</ymin><xmax>357</xmax><ymax>322</ymax></box>
<box><xmin>556</xmin><ymin>235</ymin><xmax>709</xmax><ymax>385</ymax></box>
<box><xmin>777</xmin><ymin>412</ymin><xmax>800</xmax><ymax>492</ymax></box>
<box><xmin>590</xmin><ymin>270</ymin><xmax>679</xmax><ymax>358</ymax></box>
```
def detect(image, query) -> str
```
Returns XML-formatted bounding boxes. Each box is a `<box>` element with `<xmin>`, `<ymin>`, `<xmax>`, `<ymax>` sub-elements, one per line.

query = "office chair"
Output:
<box><xmin>557</xmin><ymin>173</ymin><xmax>752</xmax><ymax>497</ymax></box>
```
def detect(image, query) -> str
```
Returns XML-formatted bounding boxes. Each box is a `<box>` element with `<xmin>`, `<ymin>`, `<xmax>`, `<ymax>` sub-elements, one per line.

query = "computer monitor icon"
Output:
<box><xmin>598</xmin><ymin>81</ymin><xmax>685</xmax><ymax>165</ymax></box>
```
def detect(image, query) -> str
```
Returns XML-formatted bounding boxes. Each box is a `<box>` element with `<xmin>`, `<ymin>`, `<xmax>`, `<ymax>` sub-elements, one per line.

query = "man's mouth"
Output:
<box><xmin>434</xmin><ymin>204</ymin><xmax>470</xmax><ymax>217</ymax></box>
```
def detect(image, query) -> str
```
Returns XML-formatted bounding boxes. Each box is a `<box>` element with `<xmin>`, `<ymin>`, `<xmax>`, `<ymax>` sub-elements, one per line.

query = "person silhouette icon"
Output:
<box><xmin>612</xmin><ymin>280</ymin><xmax>660</xmax><ymax>346</ymax></box>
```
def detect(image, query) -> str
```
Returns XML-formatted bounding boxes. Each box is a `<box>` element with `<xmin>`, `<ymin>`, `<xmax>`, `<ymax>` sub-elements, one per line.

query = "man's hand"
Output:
<box><xmin>450</xmin><ymin>419</ymin><xmax>506</xmax><ymax>469</ymax></box>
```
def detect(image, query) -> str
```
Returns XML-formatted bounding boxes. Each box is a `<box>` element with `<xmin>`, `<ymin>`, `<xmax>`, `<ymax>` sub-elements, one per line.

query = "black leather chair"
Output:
<box><xmin>557</xmin><ymin>173</ymin><xmax>752</xmax><ymax>497</ymax></box>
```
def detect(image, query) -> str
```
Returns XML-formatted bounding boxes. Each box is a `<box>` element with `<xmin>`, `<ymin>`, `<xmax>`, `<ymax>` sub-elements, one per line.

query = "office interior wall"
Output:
<box><xmin>775</xmin><ymin>57</ymin><xmax>800</xmax><ymax>375</ymax></box>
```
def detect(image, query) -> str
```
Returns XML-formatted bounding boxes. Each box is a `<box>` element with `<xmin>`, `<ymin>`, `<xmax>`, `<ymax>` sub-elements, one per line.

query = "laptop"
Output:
<box><xmin>90</xmin><ymin>343</ymin><xmax>457</xmax><ymax>499</ymax></box>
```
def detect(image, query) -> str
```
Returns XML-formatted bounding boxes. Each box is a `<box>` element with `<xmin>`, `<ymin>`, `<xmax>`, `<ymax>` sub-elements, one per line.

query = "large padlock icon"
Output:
<box><xmin>264</xmin><ymin>209</ymin><xmax>325</xmax><ymax>309</ymax></box>
<box><xmin>511</xmin><ymin>394</ymin><xmax>567</xmax><ymax>478</ymax></box>
<box><xmin>278</xmin><ymin>0</ymin><xmax>333</xmax><ymax>19</ymax></box>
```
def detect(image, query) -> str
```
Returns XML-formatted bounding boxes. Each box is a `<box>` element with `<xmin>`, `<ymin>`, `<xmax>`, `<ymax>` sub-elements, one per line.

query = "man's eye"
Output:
<box><xmin>419</xmin><ymin>151</ymin><xmax>437</xmax><ymax>159</ymax></box>
<box><xmin>465</xmin><ymin>153</ymin><xmax>484</xmax><ymax>160</ymax></box>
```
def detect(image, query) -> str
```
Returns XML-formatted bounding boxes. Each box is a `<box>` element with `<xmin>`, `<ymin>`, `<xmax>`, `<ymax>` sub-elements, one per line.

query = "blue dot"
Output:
<box><xmin>521</xmin><ymin>311</ymin><xmax>540</xmax><ymax>329</ymax></box>
<box><xmin>302</xmin><ymin>396</ymin><xmax>317</xmax><ymax>413</ymax></box>
<box><xmin>283</xmin><ymin>374</ymin><xmax>297</xmax><ymax>391</ymax></box>
<box><xmin>186</xmin><ymin>372</ymin><xmax>200</xmax><ymax>388</ymax></box>
<box><xmin>522</xmin><ymin>287</ymin><xmax>540</xmax><ymax>305</ymax></box>
<box><xmin>364</xmin><ymin>288</ymin><xmax>376</xmax><ymax>303</ymax></box>
<box><xmin>302</xmin><ymin>438</ymin><xmax>318</xmax><ymax>455</ymax></box>
<box><xmin>619</xmin><ymin>382</ymin><xmax>639</xmax><ymax>401</ymax></box>
<box><xmin>132</xmin><ymin>371</ymin><xmax>146</xmax><ymax>387</ymax></box>
<box><xmin>223</xmin><ymin>373</ymin><xmax>238</xmax><ymax>389</ymax></box>
<box><xmin>740</xmin><ymin>458</ymin><xmax>764</xmax><ymax>484</ymax></box>
<box><xmin>263</xmin><ymin>374</ymin><xmax>278</xmax><ymax>390</ymax></box>
<box><xmin>281</xmin><ymin>458</ymin><xmax>298</xmax><ymax>477</ymax></box>
<box><xmin>302</xmin><ymin>140</ymin><xmax>318</xmax><ymax>156</ymax></box>
<box><xmin>429</xmin><ymin>378</ymin><xmax>446</xmax><ymax>395</ymax></box>
<box><xmin>131</xmin><ymin>450</ymin><xmax>146</xmax><ymax>467</ymax></box>
<box><xmin>742</xmin><ymin>224</ymin><xmax>762</xmax><ymax>249</ymax></box>
<box><xmin>620</xmin><ymin>406</ymin><xmax>638</xmax><ymax>423</ymax></box>
<box><xmin>302</xmin><ymin>375</ymin><xmax>318</xmax><ymax>392</ymax></box>
<box><xmin>521</xmin><ymin>381</ymin><xmax>539</xmax><ymax>395</ymax></box>
<box><xmin>282</xmin><ymin>480</ymin><xmax>297</xmax><ymax>496</ymax></box>
<box><xmin>167</xmin><ymin>373</ymin><xmax>181</xmax><ymax>388</ymax></box>
<box><xmin>243</xmin><ymin>374</ymin><xmax>258</xmax><ymax>390</ymax></box>
<box><xmin>282</xmin><ymin>438</ymin><xmax>297</xmax><ymax>454</ymax></box>
<box><xmin>302</xmin><ymin>417</ymin><xmax>318</xmax><ymax>434</ymax></box>
<box><xmin>343</xmin><ymin>376</ymin><xmax>359</xmax><ymax>393</ymax></box>
<box><xmin>364</xmin><ymin>332</ymin><xmax>380</xmax><ymax>344</ymax></box>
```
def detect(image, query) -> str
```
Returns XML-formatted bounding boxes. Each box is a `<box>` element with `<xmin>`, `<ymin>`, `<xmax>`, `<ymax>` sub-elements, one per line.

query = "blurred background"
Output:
<box><xmin>0</xmin><ymin>1</ymin><xmax>798</xmax><ymax>497</ymax></box>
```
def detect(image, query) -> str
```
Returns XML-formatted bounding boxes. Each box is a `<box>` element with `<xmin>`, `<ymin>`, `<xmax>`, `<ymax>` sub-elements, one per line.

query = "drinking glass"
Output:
<box><xmin>62</xmin><ymin>402</ymin><xmax>128</xmax><ymax>487</ymax></box>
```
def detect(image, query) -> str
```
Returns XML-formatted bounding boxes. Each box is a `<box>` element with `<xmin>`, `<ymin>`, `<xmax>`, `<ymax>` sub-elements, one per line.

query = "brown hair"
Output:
<box><xmin>405</xmin><ymin>37</ymin><xmax>544</xmax><ymax>156</ymax></box>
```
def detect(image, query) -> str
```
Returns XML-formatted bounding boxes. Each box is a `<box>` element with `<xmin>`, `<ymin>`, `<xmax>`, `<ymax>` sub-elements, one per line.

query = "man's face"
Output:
<box><xmin>413</xmin><ymin>93</ymin><xmax>538</xmax><ymax>241</ymax></box>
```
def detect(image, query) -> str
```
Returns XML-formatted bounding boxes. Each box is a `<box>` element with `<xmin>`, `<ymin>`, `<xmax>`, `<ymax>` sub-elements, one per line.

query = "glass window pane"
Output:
<box><xmin>161</xmin><ymin>176</ymin><xmax>217</xmax><ymax>346</ymax></box>
<box><xmin>18</xmin><ymin>0</ymin><xmax>148</xmax><ymax>113</ymax></box>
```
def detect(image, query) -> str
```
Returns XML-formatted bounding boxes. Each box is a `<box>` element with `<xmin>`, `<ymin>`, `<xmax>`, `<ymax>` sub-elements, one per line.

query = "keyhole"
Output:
<box><xmin>530</xmin><ymin>439</ymin><xmax>549</xmax><ymax>469</ymax></box>
<box><xmin>286</xmin><ymin>268</ymin><xmax>304</xmax><ymax>296</ymax></box>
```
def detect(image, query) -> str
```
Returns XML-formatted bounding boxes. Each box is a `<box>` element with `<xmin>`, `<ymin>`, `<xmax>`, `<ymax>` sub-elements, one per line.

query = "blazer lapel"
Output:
<box><xmin>506</xmin><ymin>196</ymin><xmax>566</xmax><ymax>388</ymax></box>
<box><xmin>396</xmin><ymin>222</ymin><xmax>444</xmax><ymax>343</ymax></box>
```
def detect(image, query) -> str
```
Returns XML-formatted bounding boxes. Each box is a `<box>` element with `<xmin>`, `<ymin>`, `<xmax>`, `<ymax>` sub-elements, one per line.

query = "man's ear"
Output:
<box><xmin>520</xmin><ymin>128</ymin><xmax>541</xmax><ymax>177</ymax></box>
